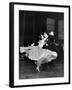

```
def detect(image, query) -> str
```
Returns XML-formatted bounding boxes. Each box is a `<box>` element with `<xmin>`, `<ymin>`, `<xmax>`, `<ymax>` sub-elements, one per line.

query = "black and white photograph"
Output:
<box><xmin>19</xmin><ymin>11</ymin><xmax>64</xmax><ymax>79</ymax></box>
<box><xmin>9</xmin><ymin>2</ymin><xmax>70</xmax><ymax>87</ymax></box>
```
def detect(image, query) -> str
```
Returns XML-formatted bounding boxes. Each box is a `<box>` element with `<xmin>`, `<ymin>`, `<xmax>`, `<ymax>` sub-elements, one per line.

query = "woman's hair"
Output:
<box><xmin>39</xmin><ymin>32</ymin><xmax>48</xmax><ymax>39</ymax></box>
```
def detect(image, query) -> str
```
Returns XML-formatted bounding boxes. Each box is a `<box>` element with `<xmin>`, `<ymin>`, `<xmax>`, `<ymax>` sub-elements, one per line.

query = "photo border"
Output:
<box><xmin>9</xmin><ymin>2</ymin><xmax>70</xmax><ymax>88</ymax></box>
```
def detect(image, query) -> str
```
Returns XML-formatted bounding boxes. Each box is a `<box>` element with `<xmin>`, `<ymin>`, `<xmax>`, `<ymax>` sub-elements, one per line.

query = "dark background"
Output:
<box><xmin>19</xmin><ymin>10</ymin><xmax>64</xmax><ymax>46</ymax></box>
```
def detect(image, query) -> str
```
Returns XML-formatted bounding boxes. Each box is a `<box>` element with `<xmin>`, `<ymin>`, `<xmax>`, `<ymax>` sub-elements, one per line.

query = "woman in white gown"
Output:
<box><xmin>20</xmin><ymin>32</ymin><xmax>57</xmax><ymax>72</ymax></box>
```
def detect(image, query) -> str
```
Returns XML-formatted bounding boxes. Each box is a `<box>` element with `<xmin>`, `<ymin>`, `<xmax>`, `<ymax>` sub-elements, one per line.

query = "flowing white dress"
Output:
<box><xmin>28</xmin><ymin>46</ymin><xmax>57</xmax><ymax>61</ymax></box>
<box><xmin>20</xmin><ymin>33</ymin><xmax>57</xmax><ymax>72</ymax></box>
